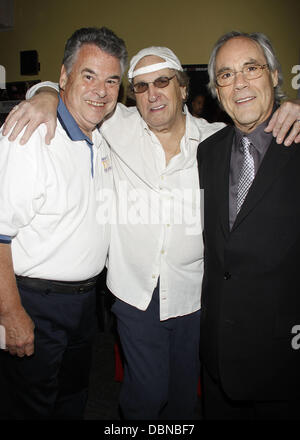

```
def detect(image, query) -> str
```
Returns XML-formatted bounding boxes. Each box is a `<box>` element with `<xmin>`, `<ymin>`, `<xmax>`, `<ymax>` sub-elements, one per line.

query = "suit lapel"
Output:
<box><xmin>231</xmin><ymin>139</ymin><xmax>295</xmax><ymax>231</ymax></box>
<box><xmin>213</xmin><ymin>128</ymin><xmax>234</xmax><ymax>239</ymax></box>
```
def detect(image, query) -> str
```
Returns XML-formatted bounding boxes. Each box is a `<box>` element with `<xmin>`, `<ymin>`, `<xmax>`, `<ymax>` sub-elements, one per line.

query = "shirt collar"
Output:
<box><xmin>57</xmin><ymin>96</ymin><xmax>93</xmax><ymax>146</ymax></box>
<box><xmin>139</xmin><ymin>105</ymin><xmax>198</xmax><ymax>171</ymax></box>
<box><xmin>235</xmin><ymin>108</ymin><xmax>275</xmax><ymax>154</ymax></box>
<box><xmin>184</xmin><ymin>105</ymin><xmax>203</xmax><ymax>142</ymax></box>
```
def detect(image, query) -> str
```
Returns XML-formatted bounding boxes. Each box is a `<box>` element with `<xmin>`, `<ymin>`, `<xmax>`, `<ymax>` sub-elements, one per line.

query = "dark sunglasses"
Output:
<box><xmin>131</xmin><ymin>75</ymin><xmax>176</xmax><ymax>94</ymax></box>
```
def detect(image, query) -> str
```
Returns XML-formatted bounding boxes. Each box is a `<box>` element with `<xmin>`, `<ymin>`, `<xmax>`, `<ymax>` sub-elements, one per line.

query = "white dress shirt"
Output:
<box><xmin>27</xmin><ymin>82</ymin><xmax>225</xmax><ymax>319</ymax></box>
<box><xmin>102</xmin><ymin>104</ymin><xmax>224</xmax><ymax>319</ymax></box>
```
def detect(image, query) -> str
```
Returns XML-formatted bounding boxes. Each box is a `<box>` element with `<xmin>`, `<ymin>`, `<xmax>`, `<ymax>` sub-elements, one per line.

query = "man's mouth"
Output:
<box><xmin>86</xmin><ymin>100</ymin><xmax>105</xmax><ymax>107</ymax></box>
<box><xmin>235</xmin><ymin>96</ymin><xmax>256</xmax><ymax>104</ymax></box>
<box><xmin>150</xmin><ymin>104</ymin><xmax>166</xmax><ymax>111</ymax></box>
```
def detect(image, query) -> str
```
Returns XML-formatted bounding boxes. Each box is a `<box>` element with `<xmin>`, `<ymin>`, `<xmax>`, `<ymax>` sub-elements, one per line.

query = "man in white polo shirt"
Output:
<box><xmin>0</xmin><ymin>26</ymin><xmax>127</xmax><ymax>420</ymax></box>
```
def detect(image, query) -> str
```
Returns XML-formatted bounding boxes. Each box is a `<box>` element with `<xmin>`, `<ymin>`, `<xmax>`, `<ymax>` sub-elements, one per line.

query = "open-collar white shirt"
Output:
<box><xmin>101</xmin><ymin>103</ymin><xmax>224</xmax><ymax>320</ymax></box>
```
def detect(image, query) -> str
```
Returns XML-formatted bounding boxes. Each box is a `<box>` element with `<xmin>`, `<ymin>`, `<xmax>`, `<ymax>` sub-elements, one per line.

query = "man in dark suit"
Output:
<box><xmin>197</xmin><ymin>31</ymin><xmax>300</xmax><ymax>420</ymax></box>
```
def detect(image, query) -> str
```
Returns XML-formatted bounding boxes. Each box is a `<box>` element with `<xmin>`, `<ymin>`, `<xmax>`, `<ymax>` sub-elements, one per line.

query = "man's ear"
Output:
<box><xmin>271</xmin><ymin>69</ymin><xmax>278</xmax><ymax>88</ymax></box>
<box><xmin>180</xmin><ymin>85</ymin><xmax>187</xmax><ymax>102</ymax></box>
<box><xmin>59</xmin><ymin>65</ymin><xmax>68</xmax><ymax>91</ymax></box>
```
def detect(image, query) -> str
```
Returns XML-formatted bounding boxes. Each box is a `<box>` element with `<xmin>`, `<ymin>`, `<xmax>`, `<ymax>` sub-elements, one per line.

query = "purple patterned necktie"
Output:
<box><xmin>237</xmin><ymin>136</ymin><xmax>255</xmax><ymax>214</ymax></box>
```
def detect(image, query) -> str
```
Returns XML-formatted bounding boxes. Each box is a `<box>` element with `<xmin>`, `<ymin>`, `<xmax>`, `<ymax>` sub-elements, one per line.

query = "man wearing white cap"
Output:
<box><xmin>3</xmin><ymin>44</ymin><xmax>300</xmax><ymax>420</ymax></box>
<box><xmin>104</xmin><ymin>47</ymin><xmax>225</xmax><ymax>419</ymax></box>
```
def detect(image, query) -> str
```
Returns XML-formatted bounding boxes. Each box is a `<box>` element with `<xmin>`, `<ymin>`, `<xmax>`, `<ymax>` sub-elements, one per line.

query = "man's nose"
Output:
<box><xmin>94</xmin><ymin>81</ymin><xmax>107</xmax><ymax>98</ymax></box>
<box><xmin>233</xmin><ymin>71</ymin><xmax>249</xmax><ymax>89</ymax></box>
<box><xmin>147</xmin><ymin>83</ymin><xmax>159</xmax><ymax>102</ymax></box>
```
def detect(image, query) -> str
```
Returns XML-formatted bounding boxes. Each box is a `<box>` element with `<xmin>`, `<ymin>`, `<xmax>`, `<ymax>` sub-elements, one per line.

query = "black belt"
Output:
<box><xmin>16</xmin><ymin>275</ymin><xmax>98</xmax><ymax>295</ymax></box>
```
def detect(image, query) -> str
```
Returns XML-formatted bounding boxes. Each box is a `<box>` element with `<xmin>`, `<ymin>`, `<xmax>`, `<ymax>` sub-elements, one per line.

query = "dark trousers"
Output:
<box><xmin>112</xmin><ymin>286</ymin><xmax>201</xmax><ymax>420</ymax></box>
<box><xmin>202</xmin><ymin>366</ymin><xmax>300</xmax><ymax>420</ymax></box>
<box><xmin>0</xmin><ymin>285</ymin><xmax>97</xmax><ymax>420</ymax></box>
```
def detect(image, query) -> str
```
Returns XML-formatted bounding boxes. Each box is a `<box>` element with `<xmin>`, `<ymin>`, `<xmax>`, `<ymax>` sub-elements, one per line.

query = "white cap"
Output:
<box><xmin>128</xmin><ymin>46</ymin><xmax>183</xmax><ymax>80</ymax></box>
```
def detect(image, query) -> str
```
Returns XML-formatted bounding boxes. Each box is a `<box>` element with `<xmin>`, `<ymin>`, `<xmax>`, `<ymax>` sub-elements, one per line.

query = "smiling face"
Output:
<box><xmin>59</xmin><ymin>43</ymin><xmax>121</xmax><ymax>138</ymax></box>
<box><xmin>215</xmin><ymin>37</ymin><xmax>278</xmax><ymax>133</ymax></box>
<box><xmin>132</xmin><ymin>55</ymin><xmax>186</xmax><ymax>134</ymax></box>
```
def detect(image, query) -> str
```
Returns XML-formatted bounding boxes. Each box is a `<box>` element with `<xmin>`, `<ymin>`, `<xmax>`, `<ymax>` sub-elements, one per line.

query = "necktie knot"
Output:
<box><xmin>241</xmin><ymin>135</ymin><xmax>251</xmax><ymax>152</ymax></box>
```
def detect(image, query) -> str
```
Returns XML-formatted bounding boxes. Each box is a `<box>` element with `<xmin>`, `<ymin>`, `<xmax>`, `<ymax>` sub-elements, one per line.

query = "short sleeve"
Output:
<box><xmin>26</xmin><ymin>81</ymin><xmax>59</xmax><ymax>99</ymax></box>
<box><xmin>0</xmin><ymin>128</ymin><xmax>46</xmax><ymax>237</ymax></box>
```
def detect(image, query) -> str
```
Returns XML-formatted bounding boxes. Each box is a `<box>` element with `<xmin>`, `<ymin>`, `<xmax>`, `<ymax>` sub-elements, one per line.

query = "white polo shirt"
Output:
<box><xmin>0</xmin><ymin>98</ymin><xmax>112</xmax><ymax>281</ymax></box>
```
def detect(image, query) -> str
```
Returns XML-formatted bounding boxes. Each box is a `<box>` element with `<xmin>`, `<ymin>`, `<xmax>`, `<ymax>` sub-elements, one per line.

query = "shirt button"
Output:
<box><xmin>152</xmin><ymin>275</ymin><xmax>156</xmax><ymax>279</ymax></box>
<box><xmin>161</xmin><ymin>250</ymin><xmax>165</xmax><ymax>254</ymax></box>
<box><xmin>224</xmin><ymin>272</ymin><xmax>231</xmax><ymax>280</ymax></box>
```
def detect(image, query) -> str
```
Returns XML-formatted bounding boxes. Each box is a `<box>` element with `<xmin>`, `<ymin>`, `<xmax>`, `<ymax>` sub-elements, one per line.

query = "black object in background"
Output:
<box><xmin>20</xmin><ymin>50</ymin><xmax>40</xmax><ymax>75</ymax></box>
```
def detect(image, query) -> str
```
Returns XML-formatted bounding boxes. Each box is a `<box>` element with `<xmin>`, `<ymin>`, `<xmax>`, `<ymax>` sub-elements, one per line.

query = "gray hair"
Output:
<box><xmin>207</xmin><ymin>31</ymin><xmax>285</xmax><ymax>103</ymax></box>
<box><xmin>174</xmin><ymin>69</ymin><xmax>190</xmax><ymax>97</ymax></box>
<box><xmin>62</xmin><ymin>27</ymin><xmax>128</xmax><ymax>76</ymax></box>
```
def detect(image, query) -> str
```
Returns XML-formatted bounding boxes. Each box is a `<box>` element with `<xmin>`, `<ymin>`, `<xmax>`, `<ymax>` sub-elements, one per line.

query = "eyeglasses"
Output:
<box><xmin>131</xmin><ymin>75</ymin><xmax>176</xmax><ymax>94</ymax></box>
<box><xmin>216</xmin><ymin>64</ymin><xmax>269</xmax><ymax>87</ymax></box>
